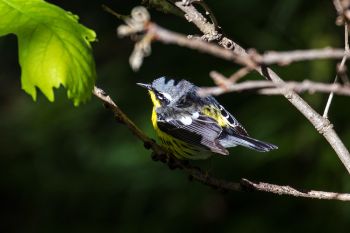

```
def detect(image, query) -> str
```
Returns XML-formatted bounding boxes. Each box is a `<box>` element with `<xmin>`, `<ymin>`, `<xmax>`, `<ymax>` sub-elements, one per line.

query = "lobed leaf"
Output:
<box><xmin>0</xmin><ymin>0</ymin><xmax>97</xmax><ymax>105</ymax></box>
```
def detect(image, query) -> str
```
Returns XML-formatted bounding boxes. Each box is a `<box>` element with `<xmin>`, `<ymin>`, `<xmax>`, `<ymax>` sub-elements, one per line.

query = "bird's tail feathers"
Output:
<box><xmin>220</xmin><ymin>134</ymin><xmax>278</xmax><ymax>152</ymax></box>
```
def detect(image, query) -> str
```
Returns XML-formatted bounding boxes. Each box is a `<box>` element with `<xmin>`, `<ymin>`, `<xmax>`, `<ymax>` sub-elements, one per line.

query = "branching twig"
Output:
<box><xmin>92</xmin><ymin>86</ymin><xmax>350</xmax><ymax>201</ymax></box>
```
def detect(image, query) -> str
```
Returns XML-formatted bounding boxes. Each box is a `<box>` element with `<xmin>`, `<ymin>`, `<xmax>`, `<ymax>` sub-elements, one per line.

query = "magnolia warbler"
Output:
<box><xmin>137</xmin><ymin>77</ymin><xmax>277</xmax><ymax>160</ymax></box>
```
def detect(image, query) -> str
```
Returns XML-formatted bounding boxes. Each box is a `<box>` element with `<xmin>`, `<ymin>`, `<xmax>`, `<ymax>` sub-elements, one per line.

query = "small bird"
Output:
<box><xmin>137</xmin><ymin>77</ymin><xmax>277</xmax><ymax>160</ymax></box>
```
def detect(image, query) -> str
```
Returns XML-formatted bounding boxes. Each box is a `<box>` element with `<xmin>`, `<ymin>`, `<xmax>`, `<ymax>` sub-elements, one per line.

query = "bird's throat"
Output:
<box><xmin>148</xmin><ymin>90</ymin><xmax>161</xmax><ymax>108</ymax></box>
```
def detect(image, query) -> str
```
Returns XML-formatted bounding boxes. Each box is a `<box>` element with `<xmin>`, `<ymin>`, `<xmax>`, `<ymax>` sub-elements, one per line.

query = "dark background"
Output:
<box><xmin>1</xmin><ymin>0</ymin><xmax>350</xmax><ymax>232</ymax></box>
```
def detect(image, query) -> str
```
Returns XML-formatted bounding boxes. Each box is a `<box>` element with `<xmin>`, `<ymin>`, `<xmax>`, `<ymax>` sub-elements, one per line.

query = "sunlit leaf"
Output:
<box><xmin>0</xmin><ymin>0</ymin><xmax>96</xmax><ymax>105</ymax></box>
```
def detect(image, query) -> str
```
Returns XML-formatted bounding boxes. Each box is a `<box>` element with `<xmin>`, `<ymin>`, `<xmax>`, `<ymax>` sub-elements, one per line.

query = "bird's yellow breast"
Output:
<box><xmin>149</xmin><ymin>90</ymin><xmax>161</xmax><ymax>129</ymax></box>
<box><xmin>149</xmin><ymin>101</ymin><xmax>210</xmax><ymax>160</ymax></box>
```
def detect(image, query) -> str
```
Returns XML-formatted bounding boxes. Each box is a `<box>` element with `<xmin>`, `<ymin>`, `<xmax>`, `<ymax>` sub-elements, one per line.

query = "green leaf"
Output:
<box><xmin>0</xmin><ymin>0</ymin><xmax>96</xmax><ymax>106</ymax></box>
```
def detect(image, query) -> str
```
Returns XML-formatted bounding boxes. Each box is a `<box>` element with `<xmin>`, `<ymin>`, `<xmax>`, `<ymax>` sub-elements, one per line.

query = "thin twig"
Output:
<box><xmin>323</xmin><ymin>22</ymin><xmax>349</xmax><ymax>118</ymax></box>
<box><xmin>102</xmin><ymin>4</ymin><xmax>129</xmax><ymax>21</ymax></box>
<box><xmin>227</xmin><ymin>67</ymin><xmax>252</xmax><ymax>83</ymax></box>
<box><xmin>209</xmin><ymin>68</ymin><xmax>252</xmax><ymax>91</ymax></box>
<box><xmin>199</xmin><ymin>79</ymin><xmax>350</xmax><ymax>97</ymax></box>
<box><xmin>333</xmin><ymin>0</ymin><xmax>344</xmax><ymax>15</ymax></box>
<box><xmin>92</xmin><ymin>86</ymin><xmax>350</xmax><ymax>201</ymax></box>
<box><xmin>209</xmin><ymin>71</ymin><xmax>232</xmax><ymax>88</ymax></box>
<box><xmin>251</xmin><ymin>48</ymin><xmax>350</xmax><ymax>65</ymax></box>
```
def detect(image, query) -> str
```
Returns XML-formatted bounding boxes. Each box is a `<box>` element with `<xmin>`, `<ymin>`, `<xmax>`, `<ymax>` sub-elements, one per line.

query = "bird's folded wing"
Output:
<box><xmin>157</xmin><ymin>114</ymin><xmax>229</xmax><ymax>155</ymax></box>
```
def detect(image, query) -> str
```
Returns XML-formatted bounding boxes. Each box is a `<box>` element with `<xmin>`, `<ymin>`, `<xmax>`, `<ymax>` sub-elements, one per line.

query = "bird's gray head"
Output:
<box><xmin>137</xmin><ymin>77</ymin><xmax>198</xmax><ymax>107</ymax></box>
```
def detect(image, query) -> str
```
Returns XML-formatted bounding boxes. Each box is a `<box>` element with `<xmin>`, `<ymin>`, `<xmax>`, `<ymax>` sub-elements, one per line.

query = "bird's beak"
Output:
<box><xmin>136</xmin><ymin>83</ymin><xmax>152</xmax><ymax>90</ymax></box>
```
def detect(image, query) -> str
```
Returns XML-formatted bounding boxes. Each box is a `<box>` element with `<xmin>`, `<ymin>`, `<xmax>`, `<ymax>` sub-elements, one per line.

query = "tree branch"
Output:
<box><xmin>138</xmin><ymin>1</ymin><xmax>350</xmax><ymax>175</ymax></box>
<box><xmin>92</xmin><ymin>86</ymin><xmax>350</xmax><ymax>201</ymax></box>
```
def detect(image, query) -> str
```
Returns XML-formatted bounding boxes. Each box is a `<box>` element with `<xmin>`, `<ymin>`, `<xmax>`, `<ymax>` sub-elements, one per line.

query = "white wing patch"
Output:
<box><xmin>192</xmin><ymin>112</ymin><xmax>199</xmax><ymax>119</ymax></box>
<box><xmin>179</xmin><ymin>115</ymin><xmax>193</xmax><ymax>125</ymax></box>
<box><xmin>164</xmin><ymin>112</ymin><xmax>198</xmax><ymax>126</ymax></box>
<box><xmin>174</xmin><ymin>112</ymin><xmax>200</xmax><ymax>126</ymax></box>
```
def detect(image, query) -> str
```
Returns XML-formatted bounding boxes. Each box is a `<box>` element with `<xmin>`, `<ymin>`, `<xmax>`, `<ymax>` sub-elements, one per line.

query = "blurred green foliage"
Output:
<box><xmin>1</xmin><ymin>0</ymin><xmax>350</xmax><ymax>232</ymax></box>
